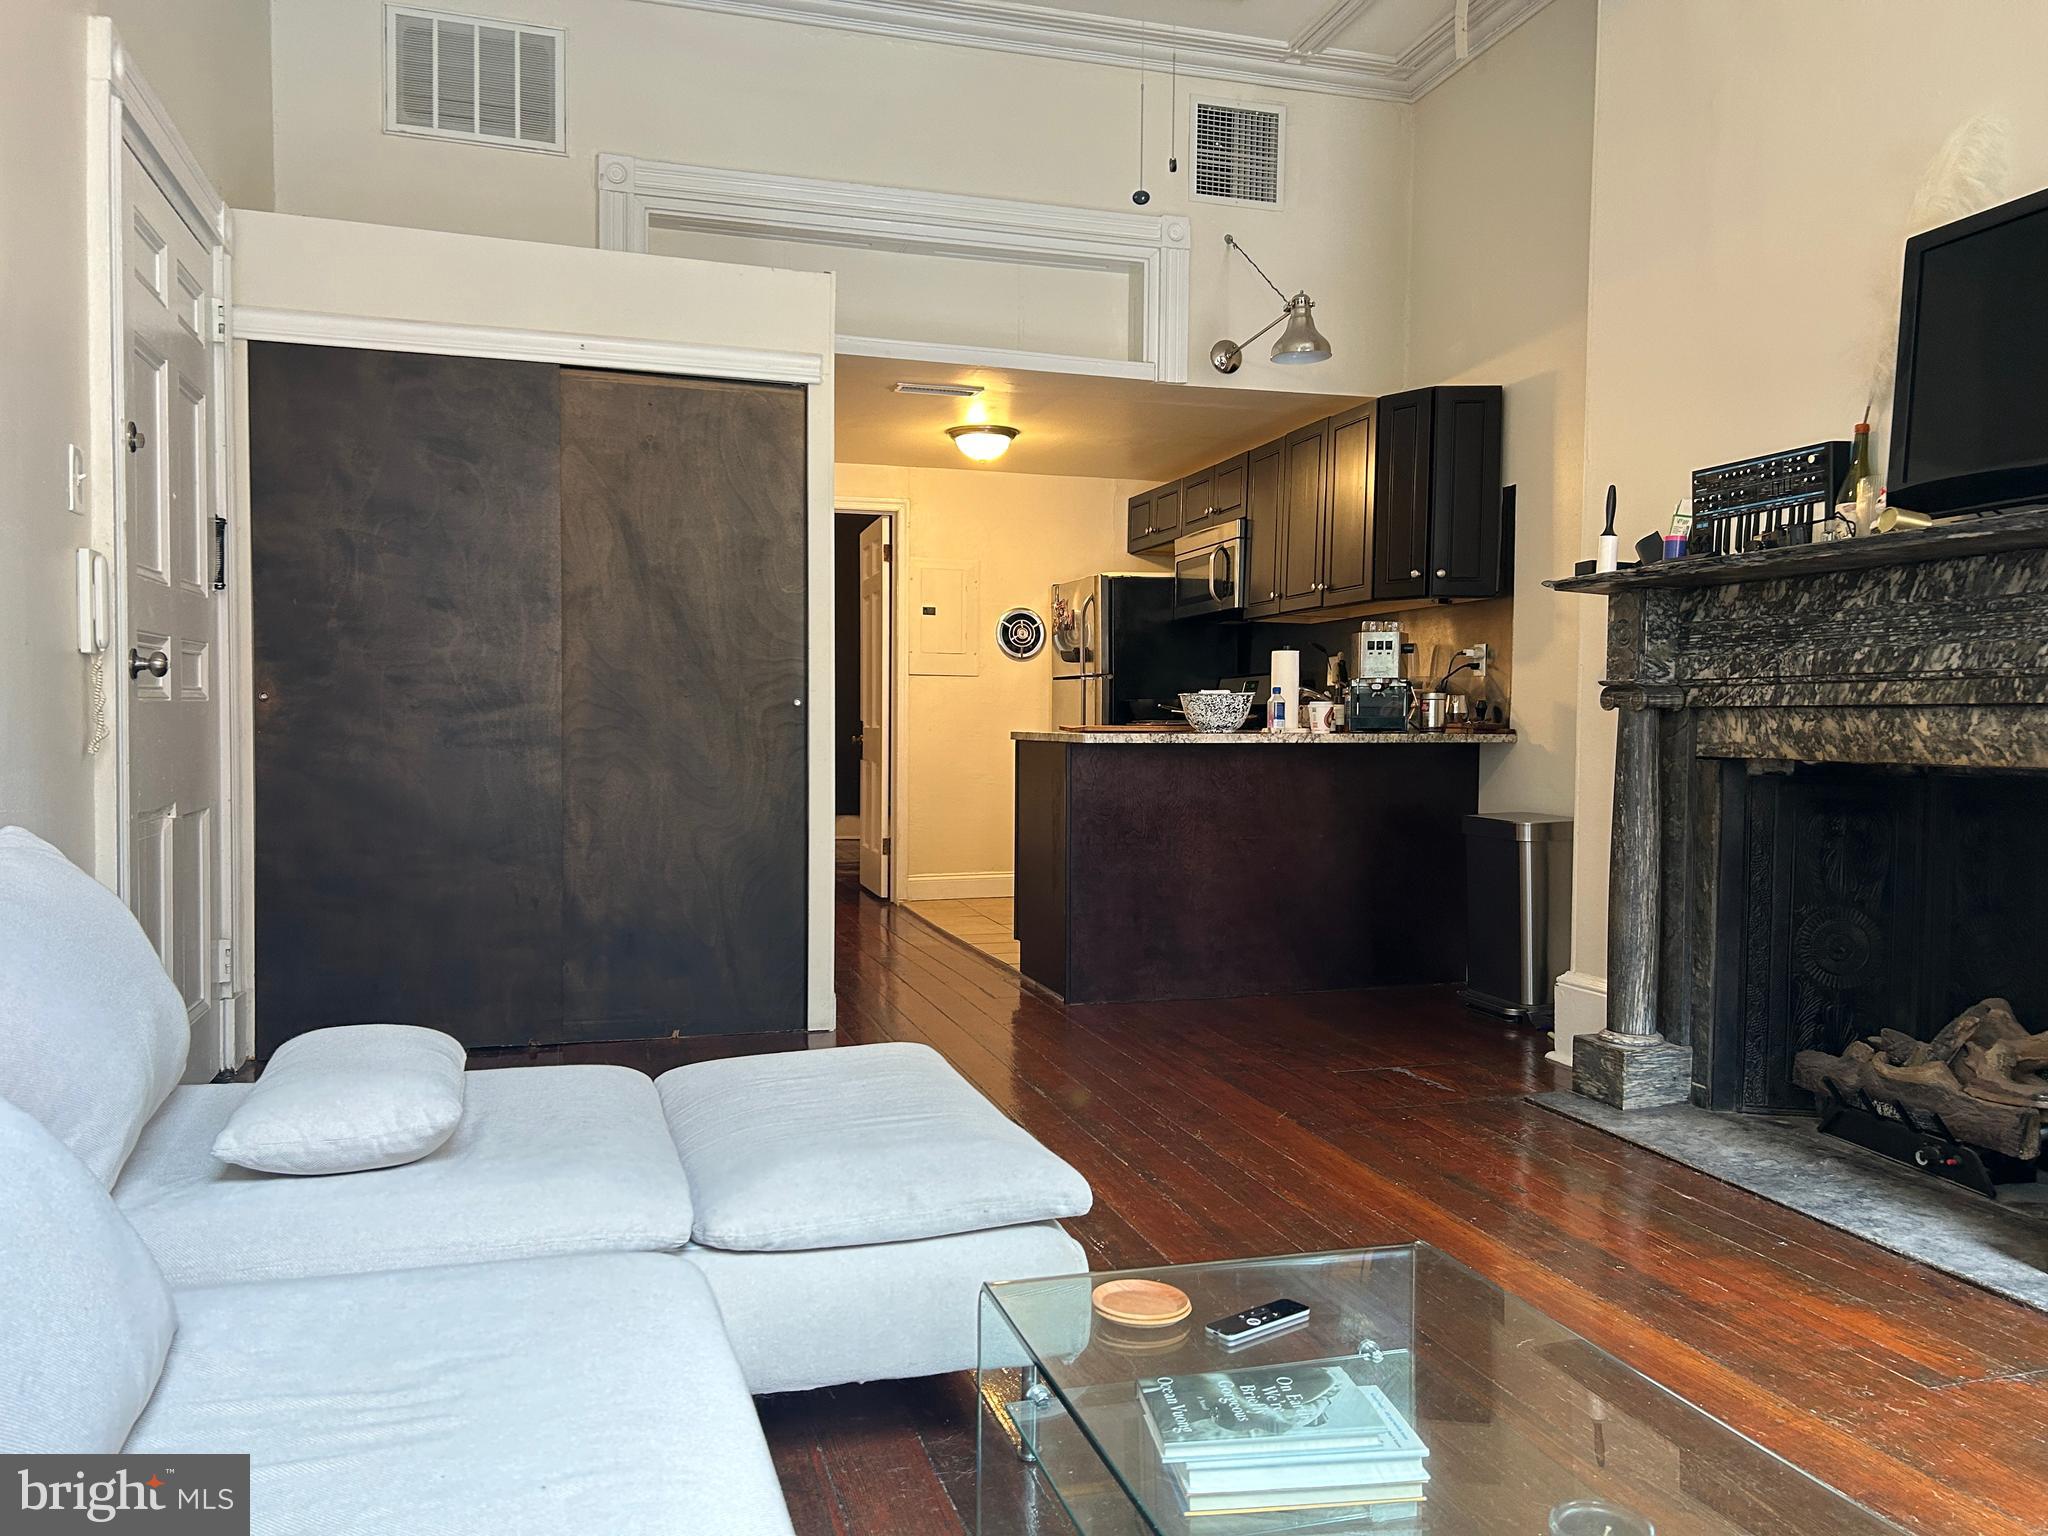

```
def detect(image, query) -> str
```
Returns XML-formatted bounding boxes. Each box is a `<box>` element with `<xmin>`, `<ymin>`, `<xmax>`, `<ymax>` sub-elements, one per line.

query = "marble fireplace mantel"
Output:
<box><xmin>1549</xmin><ymin>507</ymin><xmax>2048</xmax><ymax>1109</ymax></box>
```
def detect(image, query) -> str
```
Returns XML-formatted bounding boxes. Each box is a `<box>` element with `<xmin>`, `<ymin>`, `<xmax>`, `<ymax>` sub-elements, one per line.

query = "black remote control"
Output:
<box><xmin>1205</xmin><ymin>1298</ymin><xmax>1310</xmax><ymax>1346</ymax></box>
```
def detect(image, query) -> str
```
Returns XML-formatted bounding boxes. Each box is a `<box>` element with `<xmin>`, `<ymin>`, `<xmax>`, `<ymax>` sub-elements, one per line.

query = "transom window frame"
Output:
<box><xmin>595</xmin><ymin>153</ymin><xmax>1192</xmax><ymax>382</ymax></box>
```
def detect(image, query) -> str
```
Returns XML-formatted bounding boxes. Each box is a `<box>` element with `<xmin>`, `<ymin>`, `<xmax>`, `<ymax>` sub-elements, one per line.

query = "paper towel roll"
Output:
<box><xmin>1270</xmin><ymin>649</ymin><xmax>1300</xmax><ymax>733</ymax></box>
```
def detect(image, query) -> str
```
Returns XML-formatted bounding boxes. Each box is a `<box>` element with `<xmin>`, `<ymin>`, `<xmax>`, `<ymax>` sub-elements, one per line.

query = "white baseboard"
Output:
<box><xmin>901</xmin><ymin>871</ymin><xmax>1014</xmax><ymax>901</ymax></box>
<box><xmin>1550</xmin><ymin>969</ymin><xmax>1607</xmax><ymax>1066</ymax></box>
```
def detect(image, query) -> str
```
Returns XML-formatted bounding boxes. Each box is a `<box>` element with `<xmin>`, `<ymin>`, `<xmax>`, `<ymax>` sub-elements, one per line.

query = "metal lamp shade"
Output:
<box><xmin>1269</xmin><ymin>294</ymin><xmax>1331</xmax><ymax>365</ymax></box>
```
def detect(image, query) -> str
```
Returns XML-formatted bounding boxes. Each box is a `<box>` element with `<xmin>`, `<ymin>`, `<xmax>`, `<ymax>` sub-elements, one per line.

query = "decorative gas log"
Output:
<box><xmin>1792</xmin><ymin>998</ymin><xmax>2048</xmax><ymax>1162</ymax></box>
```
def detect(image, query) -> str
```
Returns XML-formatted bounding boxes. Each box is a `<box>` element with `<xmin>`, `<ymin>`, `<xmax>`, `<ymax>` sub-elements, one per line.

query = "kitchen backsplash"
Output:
<box><xmin>1241</xmin><ymin>599</ymin><xmax>1515</xmax><ymax>727</ymax></box>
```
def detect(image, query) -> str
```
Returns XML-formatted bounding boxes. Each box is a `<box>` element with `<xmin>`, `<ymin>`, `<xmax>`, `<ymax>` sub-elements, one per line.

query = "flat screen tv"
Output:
<box><xmin>1887</xmin><ymin>184</ymin><xmax>2048</xmax><ymax>516</ymax></box>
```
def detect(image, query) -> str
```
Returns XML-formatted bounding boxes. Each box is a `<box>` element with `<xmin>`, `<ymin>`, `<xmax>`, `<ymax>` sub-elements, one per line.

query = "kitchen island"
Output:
<box><xmin>1013</xmin><ymin>730</ymin><xmax>1515</xmax><ymax>1004</ymax></box>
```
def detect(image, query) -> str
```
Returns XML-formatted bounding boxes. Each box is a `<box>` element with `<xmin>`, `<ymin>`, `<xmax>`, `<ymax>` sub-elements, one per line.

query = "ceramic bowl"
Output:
<box><xmin>1178</xmin><ymin>690</ymin><xmax>1254</xmax><ymax>732</ymax></box>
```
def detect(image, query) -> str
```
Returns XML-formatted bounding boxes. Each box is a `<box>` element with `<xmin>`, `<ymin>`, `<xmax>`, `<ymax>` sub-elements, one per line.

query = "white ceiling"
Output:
<box><xmin>836</xmin><ymin>353</ymin><xmax>1364</xmax><ymax>480</ymax></box>
<box><xmin>635</xmin><ymin>0</ymin><xmax>1557</xmax><ymax>101</ymax></box>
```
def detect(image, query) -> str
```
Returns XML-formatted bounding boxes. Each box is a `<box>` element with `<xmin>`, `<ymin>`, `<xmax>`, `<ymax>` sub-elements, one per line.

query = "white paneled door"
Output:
<box><xmin>122</xmin><ymin>146</ymin><xmax>224</xmax><ymax>1077</ymax></box>
<box><xmin>857</xmin><ymin>517</ymin><xmax>892</xmax><ymax>898</ymax></box>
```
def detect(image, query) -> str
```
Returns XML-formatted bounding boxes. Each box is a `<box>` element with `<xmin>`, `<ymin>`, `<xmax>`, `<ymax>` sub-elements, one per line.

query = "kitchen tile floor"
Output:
<box><xmin>903</xmin><ymin>897</ymin><xmax>1018</xmax><ymax>969</ymax></box>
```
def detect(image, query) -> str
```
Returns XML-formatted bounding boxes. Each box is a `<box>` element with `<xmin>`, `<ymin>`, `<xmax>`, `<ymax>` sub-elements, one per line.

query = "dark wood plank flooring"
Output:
<box><xmin>484</xmin><ymin>874</ymin><xmax>2048</xmax><ymax>1536</ymax></box>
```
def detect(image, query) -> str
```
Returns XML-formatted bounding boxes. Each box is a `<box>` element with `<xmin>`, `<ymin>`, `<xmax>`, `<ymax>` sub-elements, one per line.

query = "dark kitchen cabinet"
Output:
<box><xmin>1126</xmin><ymin>488</ymin><xmax>1153</xmax><ymax>549</ymax></box>
<box><xmin>1182</xmin><ymin>452</ymin><xmax>1247</xmax><ymax>535</ymax></box>
<box><xmin>1371</xmin><ymin>385</ymin><xmax>1505</xmax><ymax>602</ymax></box>
<box><xmin>1243</xmin><ymin>438</ymin><xmax>1284</xmax><ymax>617</ymax></box>
<box><xmin>1321</xmin><ymin>403</ymin><xmax>1375</xmax><ymax>606</ymax></box>
<box><xmin>1126</xmin><ymin>480</ymin><xmax>1181</xmax><ymax>555</ymax></box>
<box><xmin>1277</xmin><ymin>421</ymin><xmax>1330</xmax><ymax>614</ymax></box>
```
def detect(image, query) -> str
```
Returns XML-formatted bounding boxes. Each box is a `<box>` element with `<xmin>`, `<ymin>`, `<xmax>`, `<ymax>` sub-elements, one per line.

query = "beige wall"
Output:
<box><xmin>233</xmin><ymin>211</ymin><xmax>841</xmax><ymax>1028</ymax></box>
<box><xmin>266</xmin><ymin>0</ymin><xmax>1413</xmax><ymax>400</ymax></box>
<box><xmin>0</xmin><ymin>1</ymin><xmax>271</xmax><ymax>868</ymax></box>
<box><xmin>835</xmin><ymin>463</ymin><xmax>1156</xmax><ymax>897</ymax></box>
<box><xmin>1406</xmin><ymin>0</ymin><xmax>1596</xmax><ymax>821</ymax></box>
<box><xmin>1565</xmin><ymin>0</ymin><xmax>2048</xmax><ymax>1026</ymax></box>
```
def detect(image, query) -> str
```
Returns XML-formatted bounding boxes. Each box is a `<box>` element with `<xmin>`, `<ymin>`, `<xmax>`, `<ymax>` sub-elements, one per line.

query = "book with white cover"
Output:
<box><xmin>1176</xmin><ymin>1454</ymin><xmax>1429</xmax><ymax>1498</ymax></box>
<box><xmin>1139</xmin><ymin>1365</ymin><xmax>1427</xmax><ymax>1465</ymax></box>
<box><xmin>1183</xmin><ymin>1483</ymin><xmax>1426</xmax><ymax>1517</ymax></box>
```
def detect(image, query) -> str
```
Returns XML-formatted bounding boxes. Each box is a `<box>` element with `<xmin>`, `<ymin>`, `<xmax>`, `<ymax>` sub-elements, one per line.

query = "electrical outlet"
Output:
<box><xmin>1462</xmin><ymin>643</ymin><xmax>1489</xmax><ymax>680</ymax></box>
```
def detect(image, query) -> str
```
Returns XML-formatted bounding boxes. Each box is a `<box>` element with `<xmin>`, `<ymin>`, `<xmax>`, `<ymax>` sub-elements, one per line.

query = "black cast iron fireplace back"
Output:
<box><xmin>1712</xmin><ymin>763</ymin><xmax>2048</xmax><ymax>1113</ymax></box>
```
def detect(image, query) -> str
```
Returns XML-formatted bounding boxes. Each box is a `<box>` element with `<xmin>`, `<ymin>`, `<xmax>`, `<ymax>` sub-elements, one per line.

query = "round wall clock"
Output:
<box><xmin>995</xmin><ymin>608</ymin><xmax>1046</xmax><ymax>661</ymax></box>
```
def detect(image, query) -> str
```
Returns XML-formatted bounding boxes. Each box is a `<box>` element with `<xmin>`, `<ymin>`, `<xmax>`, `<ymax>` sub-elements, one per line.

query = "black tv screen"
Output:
<box><xmin>1888</xmin><ymin>185</ymin><xmax>2048</xmax><ymax>515</ymax></box>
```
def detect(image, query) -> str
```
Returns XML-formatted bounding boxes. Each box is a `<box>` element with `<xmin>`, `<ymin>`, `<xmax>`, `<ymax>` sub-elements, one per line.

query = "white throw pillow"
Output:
<box><xmin>0</xmin><ymin>1097</ymin><xmax>177</xmax><ymax>1452</ymax></box>
<box><xmin>0</xmin><ymin>826</ymin><xmax>189</xmax><ymax>1186</ymax></box>
<box><xmin>213</xmin><ymin>1024</ymin><xmax>467</xmax><ymax>1175</ymax></box>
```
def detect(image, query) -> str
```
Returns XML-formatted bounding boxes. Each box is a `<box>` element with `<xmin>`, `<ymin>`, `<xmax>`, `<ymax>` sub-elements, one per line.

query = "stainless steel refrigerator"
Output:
<box><xmin>1049</xmin><ymin>574</ymin><xmax>1236</xmax><ymax>729</ymax></box>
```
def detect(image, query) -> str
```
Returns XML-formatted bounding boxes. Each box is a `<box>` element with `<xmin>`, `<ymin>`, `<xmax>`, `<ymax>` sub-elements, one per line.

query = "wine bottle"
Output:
<box><xmin>1835</xmin><ymin>422</ymin><xmax>1876</xmax><ymax>535</ymax></box>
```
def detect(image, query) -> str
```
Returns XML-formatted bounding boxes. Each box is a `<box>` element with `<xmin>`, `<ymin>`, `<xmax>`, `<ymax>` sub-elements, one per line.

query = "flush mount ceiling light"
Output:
<box><xmin>1210</xmin><ymin>234</ymin><xmax>1333</xmax><ymax>374</ymax></box>
<box><xmin>946</xmin><ymin>424</ymin><xmax>1020</xmax><ymax>462</ymax></box>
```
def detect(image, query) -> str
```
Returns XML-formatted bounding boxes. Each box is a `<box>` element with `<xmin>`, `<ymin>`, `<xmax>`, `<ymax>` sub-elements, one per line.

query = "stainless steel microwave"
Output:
<box><xmin>1171</xmin><ymin>519</ymin><xmax>1246</xmax><ymax>619</ymax></box>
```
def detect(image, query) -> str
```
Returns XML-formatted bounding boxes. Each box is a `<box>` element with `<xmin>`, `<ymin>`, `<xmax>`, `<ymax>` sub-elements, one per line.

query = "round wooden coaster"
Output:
<box><xmin>1091</xmin><ymin>1278</ymin><xmax>1192</xmax><ymax>1327</ymax></box>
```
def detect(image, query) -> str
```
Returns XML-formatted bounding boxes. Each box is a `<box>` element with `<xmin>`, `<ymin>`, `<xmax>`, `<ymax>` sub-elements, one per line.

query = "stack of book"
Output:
<box><xmin>1137</xmin><ymin>1360</ymin><xmax>1429</xmax><ymax>1522</ymax></box>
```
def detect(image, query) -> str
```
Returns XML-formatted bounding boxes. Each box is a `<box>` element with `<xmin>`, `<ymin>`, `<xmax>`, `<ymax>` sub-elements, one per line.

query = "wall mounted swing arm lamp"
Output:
<box><xmin>1210</xmin><ymin>234</ymin><xmax>1333</xmax><ymax>374</ymax></box>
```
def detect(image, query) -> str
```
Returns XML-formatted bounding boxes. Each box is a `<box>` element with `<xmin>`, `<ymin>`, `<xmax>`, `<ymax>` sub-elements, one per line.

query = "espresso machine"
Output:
<box><xmin>1345</xmin><ymin>622</ymin><xmax>1412</xmax><ymax>731</ymax></box>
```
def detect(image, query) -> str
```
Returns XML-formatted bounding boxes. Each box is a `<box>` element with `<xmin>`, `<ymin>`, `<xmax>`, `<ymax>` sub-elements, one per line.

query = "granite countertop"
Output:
<box><xmin>1012</xmin><ymin>730</ymin><xmax>1517</xmax><ymax>746</ymax></box>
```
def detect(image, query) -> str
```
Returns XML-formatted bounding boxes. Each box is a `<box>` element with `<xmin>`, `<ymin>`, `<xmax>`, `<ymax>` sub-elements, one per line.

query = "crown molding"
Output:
<box><xmin>630</xmin><ymin>0</ymin><xmax>1557</xmax><ymax>101</ymax></box>
<box><xmin>629</xmin><ymin>0</ymin><xmax>1415</xmax><ymax>100</ymax></box>
<box><xmin>1399</xmin><ymin>0</ymin><xmax>1560</xmax><ymax>99</ymax></box>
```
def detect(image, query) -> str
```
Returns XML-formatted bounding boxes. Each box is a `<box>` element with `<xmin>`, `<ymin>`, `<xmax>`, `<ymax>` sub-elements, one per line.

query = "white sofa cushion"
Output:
<box><xmin>658</xmin><ymin>1041</ymin><xmax>1092</xmax><ymax>1251</ymax></box>
<box><xmin>116</xmin><ymin>1065</ymin><xmax>694</xmax><ymax>1285</ymax></box>
<box><xmin>212</xmin><ymin>1024</ymin><xmax>466</xmax><ymax>1174</ymax></box>
<box><xmin>0</xmin><ymin>825</ymin><xmax>188</xmax><ymax>1185</ymax></box>
<box><xmin>0</xmin><ymin>1098</ymin><xmax>177</xmax><ymax>1453</ymax></box>
<box><xmin>127</xmin><ymin>1253</ymin><xmax>794</xmax><ymax>1536</ymax></box>
<box><xmin>683</xmin><ymin>1220</ymin><xmax>1087</xmax><ymax>1394</ymax></box>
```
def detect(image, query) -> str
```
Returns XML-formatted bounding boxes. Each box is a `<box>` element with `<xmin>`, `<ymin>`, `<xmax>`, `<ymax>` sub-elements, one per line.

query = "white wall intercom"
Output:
<box><xmin>76</xmin><ymin>549</ymin><xmax>112</xmax><ymax>654</ymax></box>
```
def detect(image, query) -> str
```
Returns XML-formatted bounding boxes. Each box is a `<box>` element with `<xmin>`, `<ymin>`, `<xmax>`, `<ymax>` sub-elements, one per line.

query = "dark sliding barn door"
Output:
<box><xmin>558</xmin><ymin>370</ymin><xmax>808</xmax><ymax>1037</ymax></box>
<box><xmin>250</xmin><ymin>345</ymin><xmax>807</xmax><ymax>1052</ymax></box>
<box><xmin>250</xmin><ymin>345</ymin><xmax>565</xmax><ymax>1051</ymax></box>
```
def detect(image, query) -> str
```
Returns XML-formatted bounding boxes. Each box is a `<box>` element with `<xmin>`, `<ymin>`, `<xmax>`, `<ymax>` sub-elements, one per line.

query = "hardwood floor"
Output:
<box><xmin>496</xmin><ymin>877</ymin><xmax>2048</xmax><ymax>1535</ymax></box>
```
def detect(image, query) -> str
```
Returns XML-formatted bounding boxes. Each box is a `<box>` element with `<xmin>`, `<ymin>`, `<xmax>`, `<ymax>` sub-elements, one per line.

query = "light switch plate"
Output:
<box><xmin>67</xmin><ymin>444</ymin><xmax>87</xmax><ymax>514</ymax></box>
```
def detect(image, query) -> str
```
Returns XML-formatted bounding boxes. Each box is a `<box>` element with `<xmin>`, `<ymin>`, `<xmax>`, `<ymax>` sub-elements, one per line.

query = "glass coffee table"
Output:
<box><xmin>977</xmin><ymin>1245</ymin><xmax>1907</xmax><ymax>1535</ymax></box>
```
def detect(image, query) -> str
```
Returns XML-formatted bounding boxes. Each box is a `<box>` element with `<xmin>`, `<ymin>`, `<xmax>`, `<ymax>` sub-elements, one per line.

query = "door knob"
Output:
<box><xmin>129</xmin><ymin>647</ymin><xmax>169</xmax><ymax>679</ymax></box>
<box><xmin>126</xmin><ymin>421</ymin><xmax>145</xmax><ymax>454</ymax></box>
<box><xmin>1436</xmin><ymin>568</ymin><xmax>1448</xmax><ymax>578</ymax></box>
<box><xmin>1410</xmin><ymin>568</ymin><xmax>1422</xmax><ymax>579</ymax></box>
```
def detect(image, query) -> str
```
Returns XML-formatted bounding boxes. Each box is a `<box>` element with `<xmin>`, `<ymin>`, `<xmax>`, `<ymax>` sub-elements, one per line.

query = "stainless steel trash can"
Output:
<box><xmin>1459</xmin><ymin>812</ymin><xmax>1572</xmax><ymax>1022</ymax></box>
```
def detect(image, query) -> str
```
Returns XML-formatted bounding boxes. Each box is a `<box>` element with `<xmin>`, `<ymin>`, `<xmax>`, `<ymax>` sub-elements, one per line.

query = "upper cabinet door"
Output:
<box><xmin>1371</xmin><ymin>388</ymin><xmax>1433</xmax><ymax>602</ymax></box>
<box><xmin>1128</xmin><ymin>481</ymin><xmax>1179</xmax><ymax>554</ymax></box>
<box><xmin>1321</xmin><ymin>403</ymin><xmax>1375</xmax><ymax>606</ymax></box>
<box><xmin>1243</xmin><ymin>438</ymin><xmax>1284</xmax><ymax>617</ymax></box>
<box><xmin>1278</xmin><ymin>421</ymin><xmax>1329</xmax><ymax>614</ymax></box>
<box><xmin>1182</xmin><ymin>454</ymin><xmax>1248</xmax><ymax>537</ymax></box>
<box><xmin>1179</xmin><ymin>469</ymin><xmax>1216</xmax><ymax>533</ymax></box>
<box><xmin>1127</xmin><ymin>489</ymin><xmax>1154</xmax><ymax>552</ymax></box>
<box><xmin>1427</xmin><ymin>386</ymin><xmax>1505</xmax><ymax>598</ymax></box>
<box><xmin>1150</xmin><ymin>482</ymin><xmax>1183</xmax><ymax>546</ymax></box>
<box><xmin>1212</xmin><ymin>454</ymin><xmax>1248</xmax><ymax>518</ymax></box>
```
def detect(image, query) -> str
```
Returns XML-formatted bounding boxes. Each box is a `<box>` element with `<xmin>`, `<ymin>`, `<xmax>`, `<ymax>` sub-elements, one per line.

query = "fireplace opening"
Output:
<box><xmin>1707</xmin><ymin>762</ymin><xmax>2048</xmax><ymax>1118</ymax></box>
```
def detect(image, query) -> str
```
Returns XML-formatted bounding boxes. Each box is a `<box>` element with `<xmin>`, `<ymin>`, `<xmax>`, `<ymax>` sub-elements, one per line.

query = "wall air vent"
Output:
<box><xmin>385</xmin><ymin>6</ymin><xmax>565</xmax><ymax>153</ymax></box>
<box><xmin>1190</xmin><ymin>98</ymin><xmax>1284</xmax><ymax>208</ymax></box>
<box><xmin>892</xmin><ymin>382</ymin><xmax>985</xmax><ymax>399</ymax></box>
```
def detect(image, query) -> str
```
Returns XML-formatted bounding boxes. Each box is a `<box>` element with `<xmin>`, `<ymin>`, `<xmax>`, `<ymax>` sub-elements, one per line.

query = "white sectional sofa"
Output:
<box><xmin>0</xmin><ymin>827</ymin><xmax>1092</xmax><ymax>1531</ymax></box>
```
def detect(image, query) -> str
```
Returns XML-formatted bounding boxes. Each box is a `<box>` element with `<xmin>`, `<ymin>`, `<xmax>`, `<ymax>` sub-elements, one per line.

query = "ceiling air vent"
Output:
<box><xmin>386</xmin><ymin>6</ymin><xmax>564</xmax><ymax>153</ymax></box>
<box><xmin>1191</xmin><ymin>98</ymin><xmax>1284</xmax><ymax>208</ymax></box>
